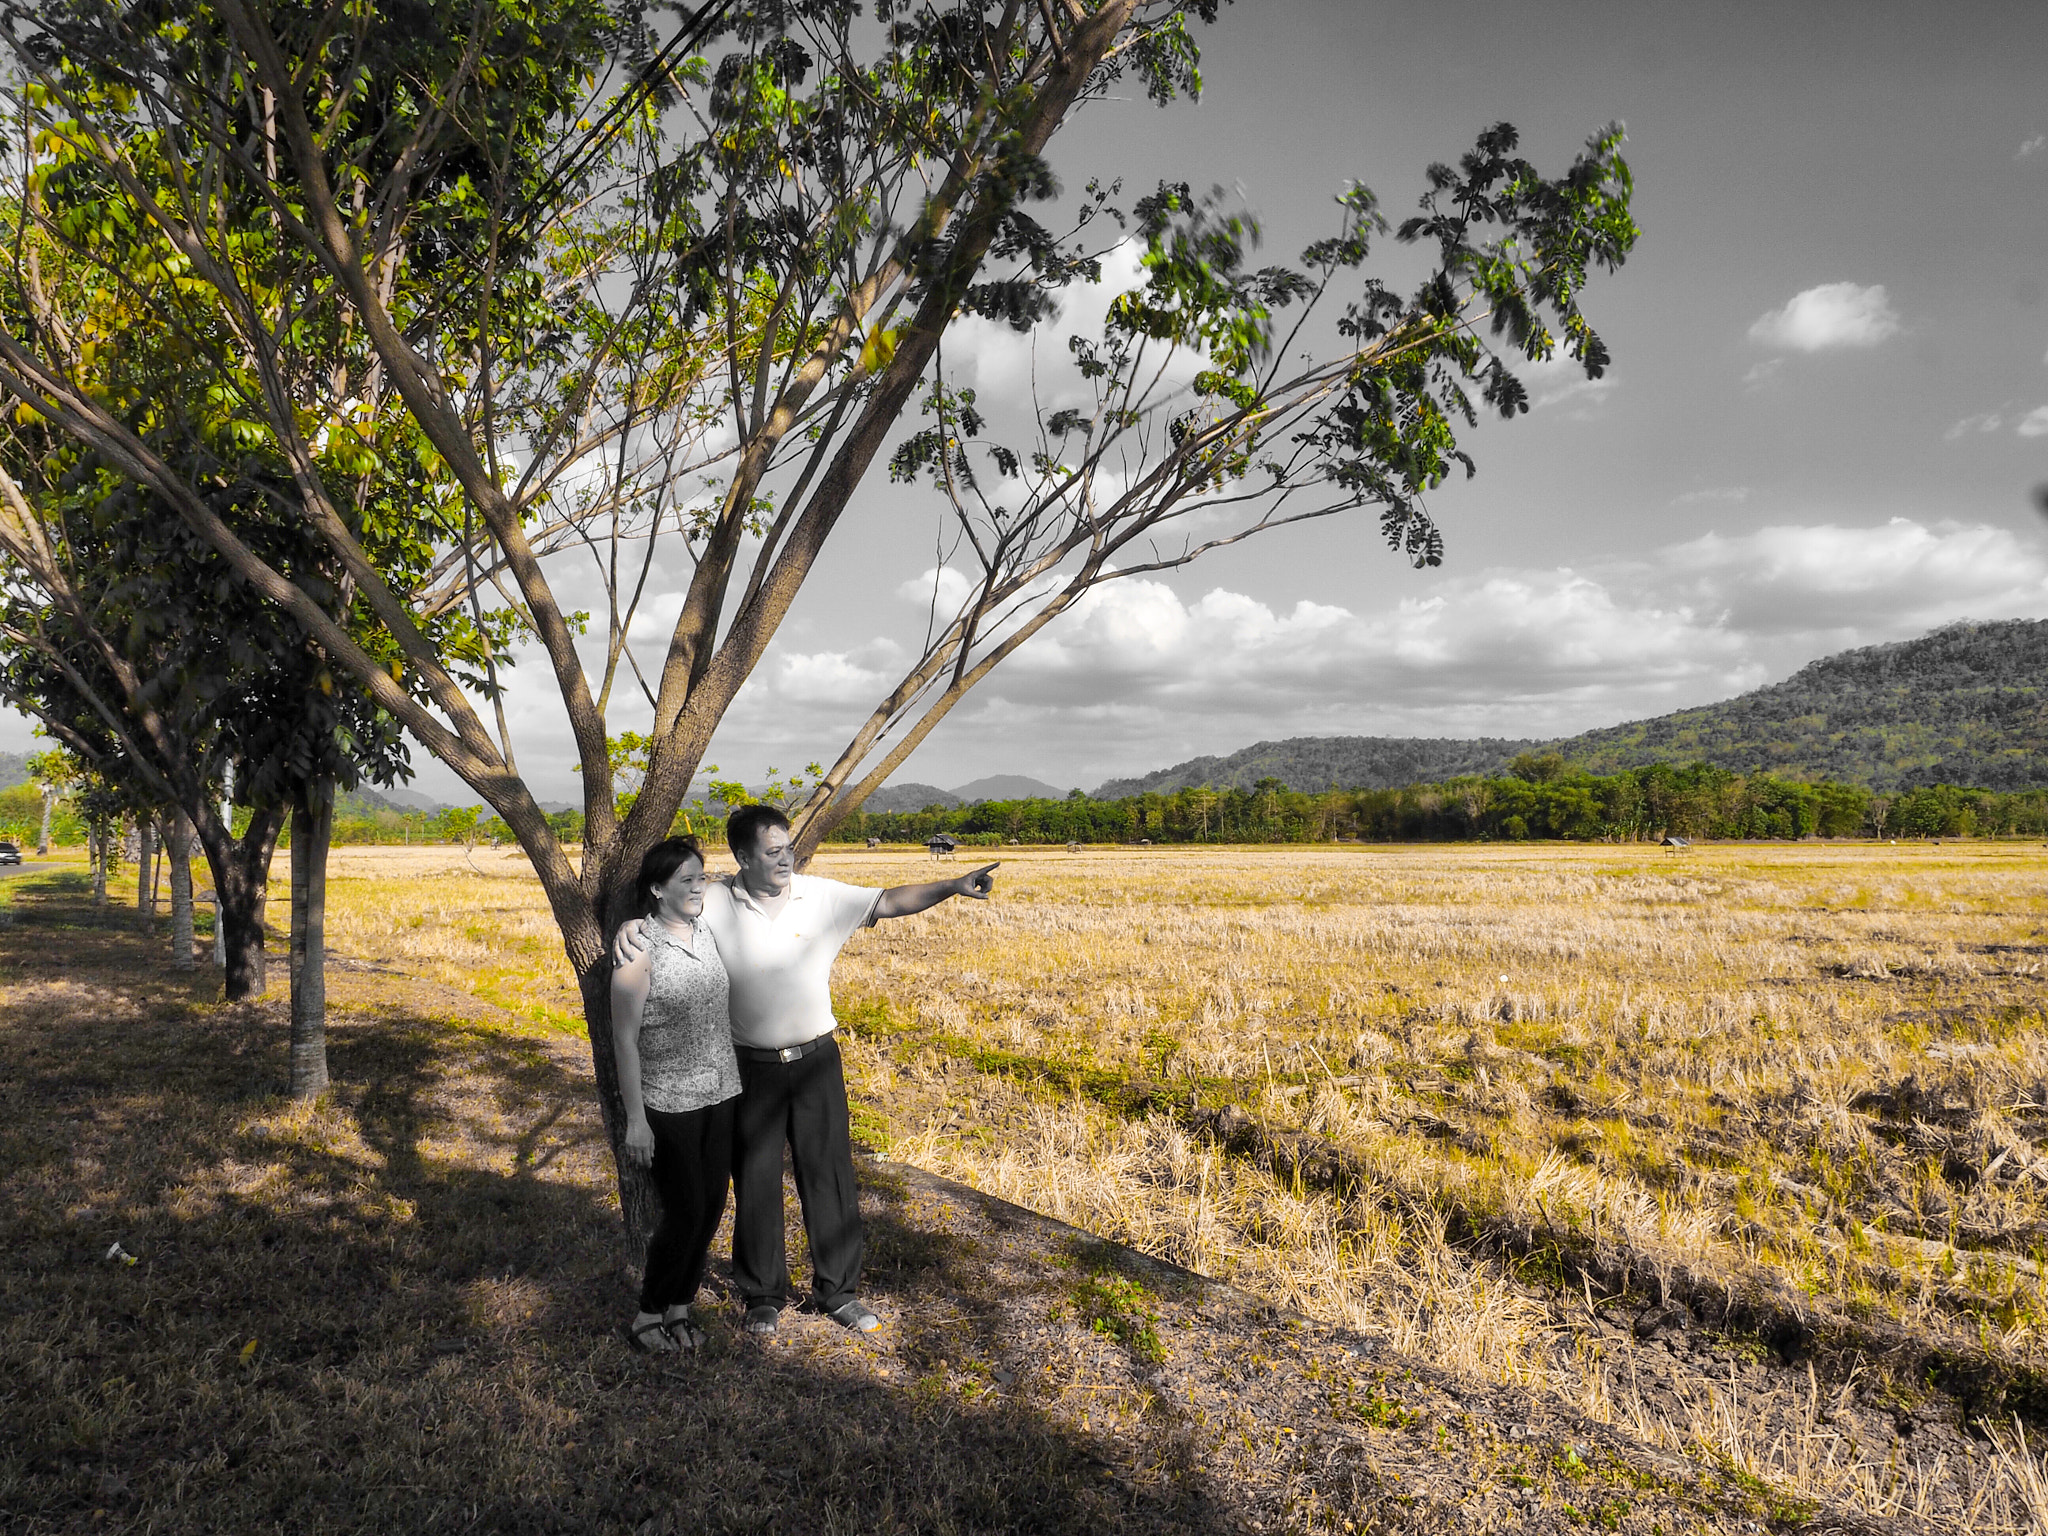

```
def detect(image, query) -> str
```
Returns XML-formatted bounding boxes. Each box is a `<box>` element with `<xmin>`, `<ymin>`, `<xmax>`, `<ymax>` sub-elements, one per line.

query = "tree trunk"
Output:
<box><xmin>576</xmin><ymin>950</ymin><xmax>661</xmax><ymax>1256</ymax></box>
<box><xmin>135</xmin><ymin>816</ymin><xmax>154</xmax><ymax>927</ymax></box>
<box><xmin>198</xmin><ymin>804</ymin><xmax>286</xmax><ymax>1002</ymax></box>
<box><xmin>166</xmin><ymin>812</ymin><xmax>195</xmax><ymax>970</ymax></box>
<box><xmin>214</xmin><ymin>763</ymin><xmax>234</xmax><ymax>970</ymax></box>
<box><xmin>288</xmin><ymin>777</ymin><xmax>332</xmax><ymax>1098</ymax></box>
<box><xmin>36</xmin><ymin>787</ymin><xmax>51</xmax><ymax>855</ymax></box>
<box><xmin>90</xmin><ymin>827</ymin><xmax>106</xmax><ymax>904</ymax></box>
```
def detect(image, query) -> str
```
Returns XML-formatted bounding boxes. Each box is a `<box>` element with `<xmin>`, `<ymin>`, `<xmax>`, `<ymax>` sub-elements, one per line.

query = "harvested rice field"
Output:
<box><xmin>13</xmin><ymin>839</ymin><xmax>2048</xmax><ymax>1531</ymax></box>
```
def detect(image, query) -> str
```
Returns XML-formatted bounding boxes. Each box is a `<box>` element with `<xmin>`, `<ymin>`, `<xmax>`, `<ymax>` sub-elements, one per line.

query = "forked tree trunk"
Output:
<box><xmin>196</xmin><ymin>804</ymin><xmax>286</xmax><ymax>1001</ymax></box>
<box><xmin>288</xmin><ymin>778</ymin><xmax>332</xmax><ymax>1098</ymax></box>
<box><xmin>166</xmin><ymin>812</ymin><xmax>195</xmax><ymax>970</ymax></box>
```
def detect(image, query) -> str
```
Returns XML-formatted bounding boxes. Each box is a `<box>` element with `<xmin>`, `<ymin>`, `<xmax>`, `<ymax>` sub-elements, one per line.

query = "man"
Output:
<box><xmin>616</xmin><ymin>804</ymin><xmax>995</xmax><ymax>1335</ymax></box>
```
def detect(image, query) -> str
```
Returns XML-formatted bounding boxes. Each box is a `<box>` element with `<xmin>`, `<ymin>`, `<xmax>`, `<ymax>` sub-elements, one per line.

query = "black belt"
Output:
<box><xmin>737</xmin><ymin>1033</ymin><xmax>833</xmax><ymax>1064</ymax></box>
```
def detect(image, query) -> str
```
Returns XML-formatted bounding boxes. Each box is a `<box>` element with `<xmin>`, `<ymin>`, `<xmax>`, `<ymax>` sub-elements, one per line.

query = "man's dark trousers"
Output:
<box><xmin>732</xmin><ymin>1034</ymin><xmax>863</xmax><ymax>1312</ymax></box>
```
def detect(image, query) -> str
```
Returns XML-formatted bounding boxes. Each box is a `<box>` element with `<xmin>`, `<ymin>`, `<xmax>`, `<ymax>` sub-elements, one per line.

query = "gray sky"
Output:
<box><xmin>10</xmin><ymin>0</ymin><xmax>2046</xmax><ymax>802</ymax></box>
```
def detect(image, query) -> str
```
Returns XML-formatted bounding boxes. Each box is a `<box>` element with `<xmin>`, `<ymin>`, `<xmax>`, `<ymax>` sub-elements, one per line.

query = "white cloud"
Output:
<box><xmin>897</xmin><ymin>565</ymin><xmax>978</xmax><ymax>611</ymax></box>
<box><xmin>1656</xmin><ymin>518</ymin><xmax>2041</xmax><ymax>634</ymax></box>
<box><xmin>1748</xmin><ymin>283</ymin><xmax>1902</xmax><ymax>352</ymax></box>
<box><xmin>1671</xmin><ymin>486</ymin><xmax>1750</xmax><ymax>506</ymax></box>
<box><xmin>2019</xmin><ymin>405</ymin><xmax>2048</xmax><ymax>438</ymax></box>
<box><xmin>2019</xmin><ymin>134</ymin><xmax>2047</xmax><ymax>161</ymax></box>
<box><xmin>1741</xmin><ymin>358</ymin><xmax>1784</xmax><ymax>388</ymax></box>
<box><xmin>1517</xmin><ymin>351</ymin><xmax>1619</xmax><ymax>418</ymax></box>
<box><xmin>1946</xmin><ymin>410</ymin><xmax>2005</xmax><ymax>441</ymax></box>
<box><xmin>942</xmin><ymin>241</ymin><xmax>1206</xmax><ymax>413</ymax></box>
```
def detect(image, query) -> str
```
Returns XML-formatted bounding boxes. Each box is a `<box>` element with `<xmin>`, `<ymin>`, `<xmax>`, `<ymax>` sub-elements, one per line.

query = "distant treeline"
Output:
<box><xmin>828</xmin><ymin>757</ymin><xmax>2048</xmax><ymax>845</ymax></box>
<box><xmin>263</xmin><ymin>758</ymin><xmax>2048</xmax><ymax>852</ymax></box>
<box><xmin>318</xmin><ymin>801</ymin><xmax>589</xmax><ymax>848</ymax></box>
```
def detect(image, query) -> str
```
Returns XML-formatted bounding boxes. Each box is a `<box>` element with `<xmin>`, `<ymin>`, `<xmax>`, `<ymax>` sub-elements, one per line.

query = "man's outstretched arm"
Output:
<box><xmin>874</xmin><ymin>862</ymin><xmax>997</xmax><ymax>920</ymax></box>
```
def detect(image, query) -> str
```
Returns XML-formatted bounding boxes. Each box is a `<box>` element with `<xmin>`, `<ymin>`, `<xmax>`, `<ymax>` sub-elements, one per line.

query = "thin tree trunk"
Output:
<box><xmin>288</xmin><ymin>777</ymin><xmax>332</xmax><ymax>1098</ymax></box>
<box><xmin>90</xmin><ymin>827</ymin><xmax>106</xmax><ymax>904</ymax></box>
<box><xmin>36</xmin><ymin>788</ymin><xmax>51</xmax><ymax>855</ymax></box>
<box><xmin>135</xmin><ymin>817</ymin><xmax>154</xmax><ymax>927</ymax></box>
<box><xmin>214</xmin><ymin>763</ymin><xmax>233</xmax><ymax>969</ymax></box>
<box><xmin>167</xmin><ymin>812</ymin><xmax>195</xmax><ymax>970</ymax></box>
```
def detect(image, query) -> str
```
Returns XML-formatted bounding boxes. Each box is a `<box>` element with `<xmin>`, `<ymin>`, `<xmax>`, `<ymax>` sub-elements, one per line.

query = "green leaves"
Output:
<box><xmin>1109</xmin><ymin>182</ymin><xmax>1309</xmax><ymax>374</ymax></box>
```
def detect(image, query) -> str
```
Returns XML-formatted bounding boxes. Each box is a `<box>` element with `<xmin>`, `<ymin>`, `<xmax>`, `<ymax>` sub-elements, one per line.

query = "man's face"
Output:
<box><xmin>737</xmin><ymin>821</ymin><xmax>795</xmax><ymax>895</ymax></box>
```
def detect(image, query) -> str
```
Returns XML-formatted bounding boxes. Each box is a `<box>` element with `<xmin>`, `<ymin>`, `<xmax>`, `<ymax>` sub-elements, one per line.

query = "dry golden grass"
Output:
<box><xmin>309</xmin><ymin>838</ymin><xmax>2048</xmax><ymax>1532</ymax></box>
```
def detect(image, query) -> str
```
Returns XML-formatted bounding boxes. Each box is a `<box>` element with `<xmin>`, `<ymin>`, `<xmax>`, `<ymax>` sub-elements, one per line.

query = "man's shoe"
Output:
<box><xmin>824</xmin><ymin>1299</ymin><xmax>881</xmax><ymax>1333</ymax></box>
<box><xmin>744</xmin><ymin>1303</ymin><xmax>780</xmax><ymax>1337</ymax></box>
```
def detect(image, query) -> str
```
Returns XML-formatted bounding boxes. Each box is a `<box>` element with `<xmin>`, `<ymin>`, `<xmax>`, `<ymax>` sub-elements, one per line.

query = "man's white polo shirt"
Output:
<box><xmin>699</xmin><ymin>873</ymin><xmax>882</xmax><ymax>1050</ymax></box>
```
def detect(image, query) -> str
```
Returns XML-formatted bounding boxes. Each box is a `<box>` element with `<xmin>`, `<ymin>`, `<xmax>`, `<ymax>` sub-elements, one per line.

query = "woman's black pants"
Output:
<box><xmin>731</xmin><ymin>1034</ymin><xmax>863</xmax><ymax>1313</ymax></box>
<box><xmin>637</xmin><ymin>1096</ymin><xmax>736</xmax><ymax>1314</ymax></box>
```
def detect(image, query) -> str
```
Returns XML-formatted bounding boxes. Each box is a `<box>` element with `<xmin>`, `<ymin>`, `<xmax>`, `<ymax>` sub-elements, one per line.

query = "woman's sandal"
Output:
<box><xmin>662</xmin><ymin>1308</ymin><xmax>708</xmax><ymax>1351</ymax></box>
<box><xmin>625</xmin><ymin>1316</ymin><xmax>679</xmax><ymax>1354</ymax></box>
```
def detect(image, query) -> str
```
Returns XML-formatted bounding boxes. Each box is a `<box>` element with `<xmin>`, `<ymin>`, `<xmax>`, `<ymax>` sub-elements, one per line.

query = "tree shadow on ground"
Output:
<box><xmin>0</xmin><ymin>881</ymin><xmax>1254</xmax><ymax>1535</ymax></box>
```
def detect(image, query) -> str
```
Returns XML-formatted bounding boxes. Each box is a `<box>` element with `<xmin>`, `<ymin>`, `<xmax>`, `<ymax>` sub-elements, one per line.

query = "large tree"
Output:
<box><xmin>0</xmin><ymin>0</ymin><xmax>1635</xmax><ymax>1238</ymax></box>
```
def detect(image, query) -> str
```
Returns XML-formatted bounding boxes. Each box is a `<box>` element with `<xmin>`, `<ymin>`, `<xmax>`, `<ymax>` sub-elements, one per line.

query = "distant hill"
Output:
<box><xmin>862</xmin><ymin>782</ymin><xmax>962</xmax><ymax>813</ymax></box>
<box><xmin>951</xmin><ymin>774</ymin><xmax>1070</xmax><ymax>802</ymax></box>
<box><xmin>379</xmin><ymin>785</ymin><xmax>453</xmax><ymax>812</ymax></box>
<box><xmin>0</xmin><ymin>752</ymin><xmax>28</xmax><ymax>792</ymax></box>
<box><xmin>1552</xmin><ymin>619</ymin><xmax>2048</xmax><ymax>790</ymax></box>
<box><xmin>861</xmin><ymin>774</ymin><xmax>1071</xmax><ymax>813</ymax></box>
<box><xmin>1091</xmin><ymin>619</ymin><xmax>2048</xmax><ymax>797</ymax></box>
<box><xmin>1094</xmin><ymin>737</ymin><xmax>1537</xmax><ymax>798</ymax></box>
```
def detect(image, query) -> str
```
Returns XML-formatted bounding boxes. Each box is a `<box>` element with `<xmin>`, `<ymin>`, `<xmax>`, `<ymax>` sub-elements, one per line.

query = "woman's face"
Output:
<box><xmin>650</xmin><ymin>855</ymin><xmax>707</xmax><ymax>922</ymax></box>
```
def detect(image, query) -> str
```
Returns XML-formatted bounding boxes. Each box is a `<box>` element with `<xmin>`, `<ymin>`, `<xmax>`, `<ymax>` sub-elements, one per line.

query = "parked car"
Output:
<box><xmin>0</xmin><ymin>842</ymin><xmax>20</xmax><ymax>865</ymax></box>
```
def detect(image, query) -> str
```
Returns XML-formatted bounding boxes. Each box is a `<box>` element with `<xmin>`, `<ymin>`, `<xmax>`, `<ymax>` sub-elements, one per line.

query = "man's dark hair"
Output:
<box><xmin>726</xmin><ymin>803</ymin><xmax>791</xmax><ymax>859</ymax></box>
<box><xmin>637</xmin><ymin>835</ymin><xmax>704</xmax><ymax>915</ymax></box>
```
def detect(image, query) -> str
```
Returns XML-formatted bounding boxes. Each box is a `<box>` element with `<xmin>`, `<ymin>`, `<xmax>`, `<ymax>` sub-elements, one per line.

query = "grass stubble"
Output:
<box><xmin>823</xmin><ymin>840</ymin><xmax>2048</xmax><ymax>1532</ymax></box>
<box><xmin>12</xmin><ymin>841</ymin><xmax>2048</xmax><ymax>1529</ymax></box>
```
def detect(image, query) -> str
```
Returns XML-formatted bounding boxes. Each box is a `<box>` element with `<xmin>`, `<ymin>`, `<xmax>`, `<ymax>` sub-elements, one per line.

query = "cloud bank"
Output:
<box><xmin>714</xmin><ymin>517</ymin><xmax>2048</xmax><ymax>788</ymax></box>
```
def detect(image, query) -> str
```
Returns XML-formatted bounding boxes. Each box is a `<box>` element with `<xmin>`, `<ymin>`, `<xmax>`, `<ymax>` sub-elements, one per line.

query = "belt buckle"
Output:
<box><xmin>778</xmin><ymin>1044</ymin><xmax>803</xmax><ymax>1063</ymax></box>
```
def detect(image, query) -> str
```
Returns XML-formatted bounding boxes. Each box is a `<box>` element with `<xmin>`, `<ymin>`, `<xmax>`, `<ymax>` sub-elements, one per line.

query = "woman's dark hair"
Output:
<box><xmin>726</xmin><ymin>803</ymin><xmax>791</xmax><ymax>858</ymax></box>
<box><xmin>638</xmin><ymin>835</ymin><xmax>705</xmax><ymax>915</ymax></box>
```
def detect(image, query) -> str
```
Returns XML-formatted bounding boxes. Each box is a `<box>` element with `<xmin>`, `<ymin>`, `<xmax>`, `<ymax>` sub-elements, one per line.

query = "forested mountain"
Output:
<box><xmin>1553</xmin><ymin>620</ymin><xmax>2048</xmax><ymax>789</ymax></box>
<box><xmin>1092</xmin><ymin>619</ymin><xmax>2048</xmax><ymax>796</ymax></box>
<box><xmin>1093</xmin><ymin>736</ymin><xmax>1538</xmax><ymax>798</ymax></box>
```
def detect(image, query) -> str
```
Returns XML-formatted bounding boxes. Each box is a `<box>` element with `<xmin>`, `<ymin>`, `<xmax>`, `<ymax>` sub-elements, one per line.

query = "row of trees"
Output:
<box><xmin>829</xmin><ymin>764</ymin><xmax>2048</xmax><ymax>845</ymax></box>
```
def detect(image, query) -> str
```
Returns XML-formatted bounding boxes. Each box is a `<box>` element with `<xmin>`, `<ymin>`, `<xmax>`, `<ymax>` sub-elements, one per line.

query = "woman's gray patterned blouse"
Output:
<box><xmin>636</xmin><ymin>921</ymin><xmax>741</xmax><ymax>1114</ymax></box>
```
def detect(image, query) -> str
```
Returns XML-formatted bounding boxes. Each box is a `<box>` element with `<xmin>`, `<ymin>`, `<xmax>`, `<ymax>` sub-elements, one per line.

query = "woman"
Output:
<box><xmin>613</xmin><ymin>835</ymin><xmax>742</xmax><ymax>1352</ymax></box>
